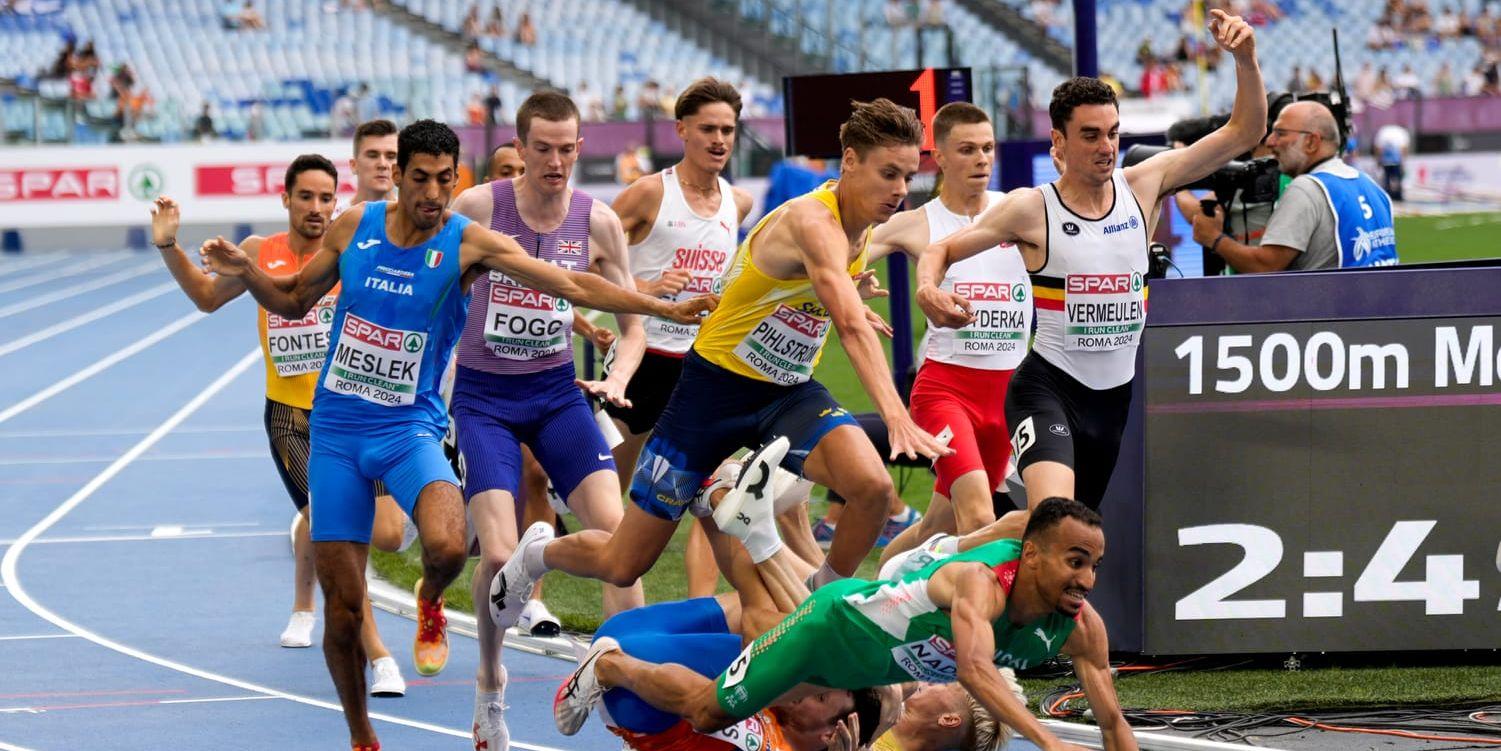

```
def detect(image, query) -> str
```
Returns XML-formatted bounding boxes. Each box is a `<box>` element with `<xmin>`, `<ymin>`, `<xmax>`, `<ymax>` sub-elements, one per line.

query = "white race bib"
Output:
<box><xmin>940</xmin><ymin>280</ymin><xmax>1029</xmax><ymax>358</ymax></box>
<box><xmin>326</xmin><ymin>312</ymin><xmax>426</xmax><ymax>406</ymax></box>
<box><xmin>265</xmin><ymin>293</ymin><xmax>337</xmax><ymax>377</ymax></box>
<box><xmin>1062</xmin><ymin>272</ymin><xmax>1146</xmax><ymax>352</ymax></box>
<box><xmin>732</xmin><ymin>303</ymin><xmax>828</xmax><ymax>385</ymax></box>
<box><xmin>890</xmin><ymin>634</ymin><xmax>960</xmax><ymax>683</ymax></box>
<box><xmin>709</xmin><ymin>713</ymin><xmax>771</xmax><ymax>751</ymax></box>
<box><xmin>481</xmin><ymin>270</ymin><xmax>572</xmax><ymax>360</ymax></box>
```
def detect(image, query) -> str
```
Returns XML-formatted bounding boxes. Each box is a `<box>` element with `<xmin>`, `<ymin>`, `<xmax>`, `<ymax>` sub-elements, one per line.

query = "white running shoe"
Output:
<box><xmin>518</xmin><ymin>598</ymin><xmax>562</xmax><ymax>637</ymax></box>
<box><xmin>398</xmin><ymin>514</ymin><xmax>419</xmax><ymax>553</ymax></box>
<box><xmin>369</xmin><ymin>656</ymin><xmax>406</xmax><ymax>697</ymax></box>
<box><xmin>712</xmin><ymin>436</ymin><xmax>789</xmax><ymax>538</ymax></box>
<box><xmin>489</xmin><ymin>521</ymin><xmax>554</xmax><ymax>629</ymax></box>
<box><xmin>554</xmin><ymin>637</ymin><xmax>618</xmax><ymax>736</ymax></box>
<box><xmin>473</xmin><ymin>668</ymin><xmax>510</xmax><ymax>751</ymax></box>
<box><xmin>878</xmin><ymin>532</ymin><xmax>957</xmax><ymax>581</ymax></box>
<box><xmin>279</xmin><ymin>610</ymin><xmax>315</xmax><ymax>648</ymax></box>
<box><xmin>689</xmin><ymin>461</ymin><xmax>742</xmax><ymax>518</ymax></box>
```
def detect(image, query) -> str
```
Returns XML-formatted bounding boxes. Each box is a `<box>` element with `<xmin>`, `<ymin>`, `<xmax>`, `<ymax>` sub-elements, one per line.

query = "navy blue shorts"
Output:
<box><xmin>630</xmin><ymin>351</ymin><xmax>858</xmax><ymax>521</ymax></box>
<box><xmin>450</xmin><ymin>363</ymin><xmax>615</xmax><ymax>503</ymax></box>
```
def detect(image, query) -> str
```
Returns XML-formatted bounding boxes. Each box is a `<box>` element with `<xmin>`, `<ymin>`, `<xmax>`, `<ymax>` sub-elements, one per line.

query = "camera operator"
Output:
<box><xmin>1205</xmin><ymin>101</ymin><xmax>1398</xmax><ymax>271</ymax></box>
<box><xmin>1169</xmin><ymin>113</ymin><xmax>1279</xmax><ymax>274</ymax></box>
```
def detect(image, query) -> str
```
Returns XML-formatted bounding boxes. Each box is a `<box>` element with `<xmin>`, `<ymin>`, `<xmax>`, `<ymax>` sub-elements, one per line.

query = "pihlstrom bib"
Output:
<box><xmin>693</xmin><ymin>181</ymin><xmax>868</xmax><ymax>385</ymax></box>
<box><xmin>256</xmin><ymin>232</ymin><xmax>340</xmax><ymax>410</ymax></box>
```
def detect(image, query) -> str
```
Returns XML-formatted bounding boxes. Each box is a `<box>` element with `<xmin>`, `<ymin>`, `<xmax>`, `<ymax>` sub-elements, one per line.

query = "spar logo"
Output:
<box><xmin>491</xmin><ymin>284</ymin><xmax>567</xmax><ymax>312</ymax></box>
<box><xmin>0</xmin><ymin>167</ymin><xmax>119</xmax><ymax>201</ymax></box>
<box><xmin>1066</xmin><ymin>273</ymin><xmax>1140</xmax><ymax>294</ymax></box>
<box><xmin>773</xmin><ymin>305</ymin><xmax>828</xmax><ymax>338</ymax></box>
<box><xmin>955</xmin><ymin>281</ymin><xmax>1027</xmax><ymax>302</ymax></box>
<box><xmin>196</xmin><ymin>164</ymin><xmax>357</xmax><ymax>196</ymax></box>
<box><xmin>342</xmin><ymin>315</ymin><xmax>414</xmax><ymax>351</ymax></box>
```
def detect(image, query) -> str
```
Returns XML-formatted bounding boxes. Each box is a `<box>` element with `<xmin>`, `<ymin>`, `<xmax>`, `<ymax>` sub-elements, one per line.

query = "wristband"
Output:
<box><xmin>1211</xmin><ymin>233</ymin><xmax>1230</xmax><ymax>254</ymax></box>
<box><xmin>154</xmin><ymin>238</ymin><xmax>177</xmax><ymax>249</ymax></box>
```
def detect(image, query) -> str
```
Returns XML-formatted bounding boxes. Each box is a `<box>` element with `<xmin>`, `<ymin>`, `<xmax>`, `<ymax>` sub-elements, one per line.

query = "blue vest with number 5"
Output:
<box><xmin>1309</xmin><ymin>169</ymin><xmax>1398</xmax><ymax>268</ymax></box>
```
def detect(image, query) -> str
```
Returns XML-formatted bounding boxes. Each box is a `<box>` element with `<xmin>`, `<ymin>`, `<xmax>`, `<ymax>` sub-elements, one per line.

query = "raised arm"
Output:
<box><xmin>200</xmin><ymin>204</ymin><xmax>352</xmax><ymax>319</ymax></box>
<box><xmin>1126</xmin><ymin>9</ymin><xmax>1266</xmax><ymax>200</ymax></box>
<box><xmin>916</xmin><ymin>189</ymin><xmax>1035</xmax><ymax>328</ymax></box>
<box><xmin>936</xmin><ymin>564</ymin><xmax>1082</xmax><ymax>751</ymax></box>
<box><xmin>1063</xmin><ymin>604</ymin><xmax>1140</xmax><ymax>751</ymax></box>
<box><xmin>580</xmin><ymin>200</ymin><xmax>646</xmax><ymax>407</ymax></box>
<box><xmin>461</xmin><ymin>222</ymin><xmax>714</xmax><ymax>324</ymax></box>
<box><xmin>793</xmin><ymin>205</ymin><xmax>948</xmax><ymax>462</ymax></box>
<box><xmin>149</xmin><ymin>196</ymin><xmax>249</xmax><ymax>312</ymax></box>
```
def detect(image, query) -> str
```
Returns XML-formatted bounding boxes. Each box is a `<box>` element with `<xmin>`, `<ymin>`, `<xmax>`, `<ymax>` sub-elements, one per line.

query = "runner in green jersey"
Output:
<box><xmin>573</xmin><ymin>498</ymin><xmax>1140</xmax><ymax>751</ymax></box>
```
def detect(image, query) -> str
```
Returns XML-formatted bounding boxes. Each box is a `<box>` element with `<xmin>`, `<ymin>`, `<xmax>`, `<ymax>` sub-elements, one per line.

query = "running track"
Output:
<box><xmin>0</xmin><ymin>249</ymin><xmax>1053</xmax><ymax>750</ymax></box>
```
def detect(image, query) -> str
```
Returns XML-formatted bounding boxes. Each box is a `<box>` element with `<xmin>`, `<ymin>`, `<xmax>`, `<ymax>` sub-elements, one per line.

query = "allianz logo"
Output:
<box><xmin>1102</xmin><ymin>216</ymin><xmax>1139</xmax><ymax>235</ymax></box>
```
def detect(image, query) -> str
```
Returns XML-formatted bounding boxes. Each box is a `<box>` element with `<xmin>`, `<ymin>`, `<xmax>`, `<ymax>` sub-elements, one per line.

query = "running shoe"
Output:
<box><xmin>490</xmin><ymin>522</ymin><xmax>554</xmax><ymax>629</ymax></box>
<box><xmin>811</xmin><ymin>517</ymin><xmax>836</xmax><ymax>548</ymax></box>
<box><xmin>279</xmin><ymin>610</ymin><xmax>315</xmax><ymax>648</ymax></box>
<box><xmin>689</xmin><ymin>460</ymin><xmax>742</xmax><ymax>518</ymax></box>
<box><xmin>369</xmin><ymin>656</ymin><xmax>406</xmax><ymax>697</ymax></box>
<box><xmin>877</xmin><ymin>506</ymin><xmax>923</xmax><ymax>547</ymax></box>
<box><xmin>554</xmin><ymin>637</ymin><xmax>619</xmax><ymax>735</ymax></box>
<box><xmin>397</xmin><ymin>514</ymin><xmax>419</xmax><ymax>553</ymax></box>
<box><xmin>518</xmin><ymin>598</ymin><xmax>562</xmax><ymax>638</ymax></box>
<box><xmin>878</xmin><ymin>532</ymin><xmax>956</xmax><ymax>581</ymax></box>
<box><xmin>712</xmin><ymin>436</ymin><xmax>789</xmax><ymax>538</ymax></box>
<box><xmin>472</xmin><ymin>667</ymin><xmax>509</xmax><ymax>751</ymax></box>
<box><xmin>412</xmin><ymin>578</ymin><xmax>449</xmax><ymax>676</ymax></box>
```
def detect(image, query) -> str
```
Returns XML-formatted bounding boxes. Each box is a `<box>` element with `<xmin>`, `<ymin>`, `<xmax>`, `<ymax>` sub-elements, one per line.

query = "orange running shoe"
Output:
<box><xmin>412</xmin><ymin>578</ymin><xmax>449</xmax><ymax>676</ymax></box>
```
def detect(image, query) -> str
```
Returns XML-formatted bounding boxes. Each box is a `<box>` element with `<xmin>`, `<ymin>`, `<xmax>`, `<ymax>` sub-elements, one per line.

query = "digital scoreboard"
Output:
<box><xmin>782</xmin><ymin>68</ymin><xmax>972</xmax><ymax>158</ymax></box>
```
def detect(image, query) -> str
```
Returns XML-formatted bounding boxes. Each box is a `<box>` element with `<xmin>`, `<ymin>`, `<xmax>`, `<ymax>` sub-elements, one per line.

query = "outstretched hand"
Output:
<box><xmin>915</xmin><ymin>285</ymin><xmax>975</xmax><ymax>329</ymax></box>
<box><xmin>1207</xmin><ymin>9</ymin><xmax>1256</xmax><ymax>60</ymax></box>
<box><xmin>199</xmin><ymin>236</ymin><xmax>252</xmax><ymax>277</ymax></box>
<box><xmin>854</xmin><ymin>269</ymin><xmax>888</xmax><ymax>300</ymax></box>
<box><xmin>665</xmin><ymin>294</ymin><xmax>718</xmax><ymax>324</ymax></box>
<box><xmin>150</xmin><ymin>196</ymin><xmax>181</xmax><ymax>248</ymax></box>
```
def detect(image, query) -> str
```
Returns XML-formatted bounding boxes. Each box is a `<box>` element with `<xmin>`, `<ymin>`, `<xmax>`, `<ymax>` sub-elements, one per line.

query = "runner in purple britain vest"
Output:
<box><xmin>448</xmin><ymin>91</ymin><xmax>650</xmax><ymax>751</ymax></box>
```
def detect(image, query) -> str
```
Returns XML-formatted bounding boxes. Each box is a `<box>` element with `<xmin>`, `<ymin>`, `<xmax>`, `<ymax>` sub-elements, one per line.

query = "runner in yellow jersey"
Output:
<box><xmin>148</xmin><ymin>154</ymin><xmax>410</xmax><ymax>696</ymax></box>
<box><xmin>491</xmin><ymin>99</ymin><xmax>954</xmax><ymax>627</ymax></box>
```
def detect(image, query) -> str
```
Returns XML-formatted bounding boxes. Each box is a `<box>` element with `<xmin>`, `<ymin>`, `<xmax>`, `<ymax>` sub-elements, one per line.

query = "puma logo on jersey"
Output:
<box><xmin>267</xmin><ymin>259</ymin><xmax>289</xmax><ymax>269</ymax></box>
<box><xmin>1034</xmin><ymin>627</ymin><xmax>1056</xmax><ymax>650</ymax></box>
<box><xmin>357</xmin><ymin>238</ymin><xmax>381</xmax><ymax>250</ymax></box>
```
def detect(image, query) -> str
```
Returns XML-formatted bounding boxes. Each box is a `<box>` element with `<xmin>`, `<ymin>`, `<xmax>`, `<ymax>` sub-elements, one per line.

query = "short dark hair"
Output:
<box><xmin>1022</xmin><ymin>497</ymin><xmax>1103</xmax><ymax>541</ymax></box>
<box><xmin>353</xmin><ymin>118</ymin><xmax>397</xmax><ymax>151</ymax></box>
<box><xmin>674</xmin><ymin>77</ymin><xmax>742</xmax><ymax>120</ymax></box>
<box><xmin>1048</xmin><ymin>77</ymin><xmax>1118</xmax><ymax>132</ymax></box>
<box><xmin>838</xmin><ymin>98</ymin><xmax>924</xmax><ymax>158</ymax></box>
<box><xmin>851</xmin><ymin>689</ymin><xmax>885</xmax><ymax>748</ymax></box>
<box><xmin>515</xmin><ymin>90</ymin><xmax>580</xmax><ymax>143</ymax></box>
<box><xmin>931</xmin><ymin>101</ymin><xmax>990</xmax><ymax>146</ymax></box>
<box><xmin>396</xmin><ymin>119</ymin><xmax>460</xmax><ymax>171</ymax></box>
<box><xmin>284</xmin><ymin>153</ymin><xmax>338</xmax><ymax>193</ymax></box>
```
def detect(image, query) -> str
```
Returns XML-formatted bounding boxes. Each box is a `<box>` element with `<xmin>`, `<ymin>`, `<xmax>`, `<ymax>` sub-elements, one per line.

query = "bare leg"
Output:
<box><xmin>801</xmin><ymin>424</ymin><xmax>895</xmax><ymax>578</ymax></box>
<box><xmin>776</xmin><ymin>500</ymin><xmax>824</xmax><ymax>570</ymax></box>
<box><xmin>948</xmin><ymin>469</ymin><xmax>997</xmax><ymax>534</ymax></box>
<box><xmin>609</xmin><ymin>424</ymin><xmax>651</xmax><ymax>494</ymax></box>
<box><xmin>518</xmin><ymin>446</ymin><xmax>551</xmax><ymax>604</ymax></box>
<box><xmin>685</xmin><ymin>518</ymin><xmax>720</xmax><ymax>598</ymax></box>
<box><xmin>566</xmin><ymin>469</ymin><xmax>646</xmax><ymax>615</ymax></box>
<box><xmin>358</xmin><ymin>595</ymin><xmax>391</xmax><ymax>661</ymax></box>
<box><xmin>878</xmin><ymin>491</ymin><xmax>955</xmax><ymax>569</ymax></box>
<box><xmin>369</xmin><ymin>494</ymin><xmax>405</xmax><ymax>552</ymax></box>
<box><xmin>292</xmin><ymin>508</ymin><xmax>316</xmax><ymax>612</ymax></box>
<box><xmin>540</xmin><ymin>502</ymin><xmax>678</xmax><ymax>587</ymax></box>
<box><xmin>314</xmin><ymin>541</ymin><xmax>374</xmax><ymax>746</ymax></box>
<box><xmin>412</xmin><ymin>480</ymin><xmax>469</xmax><ymax>605</ymax></box>
<box><xmin>469</xmin><ymin>488</ymin><xmax>519</xmax><ymax>692</ymax></box>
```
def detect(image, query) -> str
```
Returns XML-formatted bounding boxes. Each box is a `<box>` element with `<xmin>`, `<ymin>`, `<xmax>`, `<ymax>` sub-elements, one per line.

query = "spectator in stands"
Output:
<box><xmin>484</xmin><ymin>7</ymin><xmax>505</xmax><ymax>39</ymax></box>
<box><xmin>1370</xmin><ymin>67</ymin><xmax>1397</xmax><ymax>107</ymax></box>
<box><xmin>611</xmin><ymin>84</ymin><xmax>628</xmax><ymax>121</ymax></box>
<box><xmin>221</xmin><ymin>0</ymin><xmax>242</xmax><ymax>29</ymax></box>
<box><xmin>247</xmin><ymin>101</ymin><xmax>266</xmax><ymax>141</ymax></box>
<box><xmin>516</xmin><ymin>12</ymin><xmax>536</xmax><ymax>46</ymax></box>
<box><xmin>577</xmin><ymin>82</ymin><xmax>606</xmax><ymax>122</ymax></box>
<box><xmin>1367</xmin><ymin>16</ymin><xmax>1397</xmax><ymax>50</ymax></box>
<box><xmin>109</xmin><ymin>64</ymin><xmax>135</xmax><ymax>134</ymax></box>
<box><xmin>1434</xmin><ymin>60</ymin><xmax>1456</xmax><ymax>96</ymax></box>
<box><xmin>461</xmin><ymin>5</ymin><xmax>481</xmax><ymax>40</ymax></box>
<box><xmin>1373</xmin><ymin>122</ymin><xmax>1410</xmax><ymax>201</ymax></box>
<box><xmin>1139</xmin><ymin>60</ymin><xmax>1168</xmax><ymax>98</ymax></box>
<box><xmin>330</xmin><ymin>87</ymin><xmax>358</xmax><ymax>137</ymax></box>
<box><xmin>193</xmin><ymin>103</ymin><xmax>216</xmax><ymax>141</ymax></box>
<box><xmin>483</xmin><ymin>86</ymin><xmax>503</xmax><ymax>125</ymax></box>
<box><xmin>1484</xmin><ymin>57</ymin><xmax>1501</xmax><ymax>95</ymax></box>
<box><xmin>1136</xmin><ymin>36</ymin><xmax>1154</xmax><ymax>65</ymax></box>
<box><xmin>1287</xmin><ymin>65</ymin><xmax>1304</xmax><ymax>92</ymax></box>
<box><xmin>919</xmin><ymin>0</ymin><xmax>944</xmax><ymax>29</ymax></box>
<box><xmin>239</xmin><ymin>1</ymin><xmax>266</xmax><ymax>30</ymax></box>
<box><xmin>47</xmin><ymin>39</ymin><xmax>74</xmax><ymax>79</ymax></box>
<box><xmin>1405</xmin><ymin>0</ymin><xmax>1433</xmax><ymax>37</ymax></box>
<box><xmin>636</xmin><ymin>80</ymin><xmax>665</xmax><ymax>118</ymax></box>
<box><xmin>1305</xmin><ymin>69</ymin><xmax>1325</xmax><ymax>91</ymax></box>
<box><xmin>884</xmin><ymin>0</ymin><xmax>912</xmax><ymax>30</ymax></box>
<box><xmin>1436</xmin><ymin>5</ymin><xmax>1460</xmax><ymax>38</ymax></box>
<box><xmin>1354</xmin><ymin>61</ymin><xmax>1377</xmax><ymax>100</ymax></box>
<box><xmin>465</xmin><ymin>41</ymin><xmax>484</xmax><ymax>73</ymax></box>
<box><xmin>1030</xmin><ymin>0</ymin><xmax>1060</xmax><ymax>31</ymax></box>
<box><xmin>1393</xmin><ymin>64</ymin><xmax>1421</xmax><ymax>98</ymax></box>
<box><xmin>467</xmin><ymin>94</ymin><xmax>485</xmax><ymax>126</ymax></box>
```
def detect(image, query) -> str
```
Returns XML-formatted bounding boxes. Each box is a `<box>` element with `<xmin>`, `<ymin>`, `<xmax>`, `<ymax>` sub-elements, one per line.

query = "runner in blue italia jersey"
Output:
<box><xmin>201</xmin><ymin>120</ymin><xmax>715</xmax><ymax>751</ymax></box>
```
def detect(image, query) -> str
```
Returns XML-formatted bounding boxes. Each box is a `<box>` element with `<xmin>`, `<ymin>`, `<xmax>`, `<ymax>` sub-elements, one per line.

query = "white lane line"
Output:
<box><xmin>85</xmin><ymin>521</ymin><xmax>263</xmax><ymax>531</ymax></box>
<box><xmin>0</xmin><ymin>633</ymin><xmax>80</xmax><ymax>641</ymax></box>
<box><xmin>0</xmin><ymin>739</ymin><xmax>38</xmax><ymax>751</ymax></box>
<box><xmin>0</xmin><ymin>253</ymin><xmax>134</xmax><ymax>295</ymax></box>
<box><xmin>0</xmin><ymin>531</ymin><xmax>283</xmax><ymax>546</ymax></box>
<box><xmin>0</xmin><ymin>450</ymin><xmax>266</xmax><ymax>466</ymax></box>
<box><xmin>0</xmin><ymin>250</ymin><xmax>86</xmax><ymax>277</ymax></box>
<box><xmin>0</xmin><ymin>348</ymin><xmax>568</xmax><ymax>751</ymax></box>
<box><xmin>0</xmin><ymin>308</ymin><xmax>207</xmax><ymax>425</ymax></box>
<box><xmin>158</xmin><ymin>695</ymin><xmax>279</xmax><ymax>706</ymax></box>
<box><xmin>0</xmin><ymin>425</ymin><xmax>259</xmax><ymax>438</ymax></box>
<box><xmin>0</xmin><ymin>262</ymin><xmax>159</xmax><ymax>319</ymax></box>
<box><xmin>0</xmin><ymin>281</ymin><xmax>183</xmax><ymax>358</ymax></box>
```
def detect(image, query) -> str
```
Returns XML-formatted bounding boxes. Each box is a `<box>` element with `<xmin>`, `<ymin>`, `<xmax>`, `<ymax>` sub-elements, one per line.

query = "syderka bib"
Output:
<box><xmin>630</xmin><ymin>166</ymin><xmax>740</xmax><ymax>355</ymax></box>
<box><xmin>257</xmin><ymin>232</ymin><xmax>340</xmax><ymax>409</ymax></box>
<box><xmin>455</xmin><ymin>178</ymin><xmax>593</xmax><ymax>374</ymax></box>
<box><xmin>920</xmin><ymin>191</ymin><xmax>1031</xmax><ymax>370</ymax></box>
<box><xmin>1031</xmin><ymin>170</ymin><xmax>1150</xmax><ymax>390</ymax></box>
<box><xmin>314</xmin><ymin>201</ymin><xmax>469</xmax><ymax>428</ymax></box>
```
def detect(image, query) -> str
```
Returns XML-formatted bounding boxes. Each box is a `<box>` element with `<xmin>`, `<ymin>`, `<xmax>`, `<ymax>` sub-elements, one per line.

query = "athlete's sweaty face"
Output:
<box><xmin>777</xmin><ymin>689</ymin><xmax>856</xmax><ymax>748</ymax></box>
<box><xmin>395</xmin><ymin>152</ymin><xmax>456</xmax><ymax>231</ymax></box>
<box><xmin>353</xmin><ymin>133</ymin><xmax>398</xmax><ymax>196</ymax></box>
<box><xmin>935</xmin><ymin>122</ymin><xmax>997</xmax><ymax>194</ymax></box>
<box><xmin>283</xmin><ymin>169</ymin><xmax>337</xmax><ymax>240</ymax></box>
<box><xmin>843</xmin><ymin>144</ymin><xmax>920</xmax><ymax>223</ymax></box>
<box><xmin>678</xmin><ymin>101</ymin><xmax>737</xmax><ymax>174</ymax></box>
<box><xmin>1032</xmin><ymin>517</ymin><xmax>1104</xmax><ymax>617</ymax></box>
<box><xmin>517</xmin><ymin>116</ymin><xmax>580</xmax><ymax>196</ymax></box>
<box><xmin>1053</xmin><ymin>103</ymin><xmax>1119</xmax><ymax>185</ymax></box>
<box><xmin>487</xmin><ymin>146</ymin><xmax>525</xmax><ymax>181</ymax></box>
